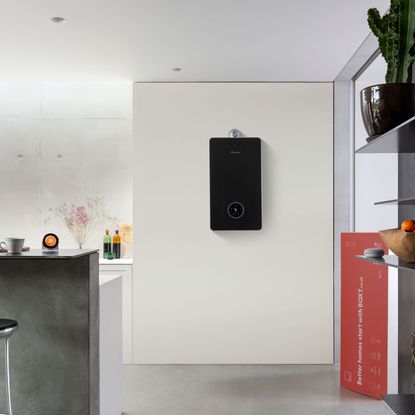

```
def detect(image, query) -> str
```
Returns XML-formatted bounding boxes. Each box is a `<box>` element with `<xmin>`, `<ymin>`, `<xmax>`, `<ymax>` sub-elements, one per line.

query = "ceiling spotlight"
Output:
<box><xmin>172</xmin><ymin>67</ymin><xmax>182</xmax><ymax>72</ymax></box>
<box><xmin>51</xmin><ymin>17</ymin><xmax>67</xmax><ymax>23</ymax></box>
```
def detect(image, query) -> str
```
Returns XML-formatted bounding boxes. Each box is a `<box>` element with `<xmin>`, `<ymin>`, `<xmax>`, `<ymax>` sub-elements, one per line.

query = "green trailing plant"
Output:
<box><xmin>368</xmin><ymin>0</ymin><xmax>415</xmax><ymax>83</ymax></box>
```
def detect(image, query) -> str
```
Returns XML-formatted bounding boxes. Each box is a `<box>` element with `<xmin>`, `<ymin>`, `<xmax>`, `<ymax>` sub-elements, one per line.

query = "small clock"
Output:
<box><xmin>42</xmin><ymin>233</ymin><xmax>59</xmax><ymax>252</ymax></box>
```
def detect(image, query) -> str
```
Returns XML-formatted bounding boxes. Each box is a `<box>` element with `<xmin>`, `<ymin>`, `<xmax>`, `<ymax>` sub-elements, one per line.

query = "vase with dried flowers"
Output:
<box><xmin>49</xmin><ymin>196</ymin><xmax>113</xmax><ymax>249</ymax></box>
<box><xmin>118</xmin><ymin>222</ymin><xmax>133</xmax><ymax>258</ymax></box>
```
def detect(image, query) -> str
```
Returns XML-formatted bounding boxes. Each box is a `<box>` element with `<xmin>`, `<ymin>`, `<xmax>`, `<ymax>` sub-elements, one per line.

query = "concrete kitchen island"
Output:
<box><xmin>0</xmin><ymin>249</ymin><xmax>99</xmax><ymax>415</ymax></box>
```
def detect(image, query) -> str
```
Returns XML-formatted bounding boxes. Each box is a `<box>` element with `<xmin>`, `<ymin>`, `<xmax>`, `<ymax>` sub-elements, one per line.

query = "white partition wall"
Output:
<box><xmin>133</xmin><ymin>82</ymin><xmax>333</xmax><ymax>363</ymax></box>
<box><xmin>354</xmin><ymin>55</ymin><xmax>398</xmax><ymax>232</ymax></box>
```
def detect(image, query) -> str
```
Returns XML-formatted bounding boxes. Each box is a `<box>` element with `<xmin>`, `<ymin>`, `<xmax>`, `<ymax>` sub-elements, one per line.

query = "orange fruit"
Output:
<box><xmin>401</xmin><ymin>220</ymin><xmax>415</xmax><ymax>232</ymax></box>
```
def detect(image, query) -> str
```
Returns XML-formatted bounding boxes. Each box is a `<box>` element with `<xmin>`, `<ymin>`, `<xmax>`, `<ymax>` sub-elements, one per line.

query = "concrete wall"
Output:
<box><xmin>133</xmin><ymin>82</ymin><xmax>333</xmax><ymax>363</ymax></box>
<box><xmin>0</xmin><ymin>82</ymin><xmax>132</xmax><ymax>251</ymax></box>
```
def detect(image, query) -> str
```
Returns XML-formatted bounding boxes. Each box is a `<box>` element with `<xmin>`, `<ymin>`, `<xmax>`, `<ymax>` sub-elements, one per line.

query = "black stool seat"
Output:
<box><xmin>0</xmin><ymin>319</ymin><xmax>17</xmax><ymax>332</ymax></box>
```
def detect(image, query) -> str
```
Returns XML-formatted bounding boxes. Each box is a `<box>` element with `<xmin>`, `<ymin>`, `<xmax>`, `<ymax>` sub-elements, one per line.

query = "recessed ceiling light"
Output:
<box><xmin>172</xmin><ymin>67</ymin><xmax>183</xmax><ymax>72</ymax></box>
<box><xmin>51</xmin><ymin>17</ymin><xmax>67</xmax><ymax>23</ymax></box>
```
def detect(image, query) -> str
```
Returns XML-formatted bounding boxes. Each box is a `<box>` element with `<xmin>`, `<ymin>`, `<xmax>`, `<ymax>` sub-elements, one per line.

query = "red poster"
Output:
<box><xmin>340</xmin><ymin>233</ymin><xmax>389</xmax><ymax>399</ymax></box>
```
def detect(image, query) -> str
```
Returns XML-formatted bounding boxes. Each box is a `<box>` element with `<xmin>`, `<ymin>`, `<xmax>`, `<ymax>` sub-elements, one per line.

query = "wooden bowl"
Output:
<box><xmin>379</xmin><ymin>228</ymin><xmax>415</xmax><ymax>262</ymax></box>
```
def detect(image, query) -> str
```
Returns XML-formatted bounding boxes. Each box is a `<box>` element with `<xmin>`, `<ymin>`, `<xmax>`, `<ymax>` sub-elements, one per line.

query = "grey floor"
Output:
<box><xmin>123</xmin><ymin>365</ymin><xmax>393</xmax><ymax>415</ymax></box>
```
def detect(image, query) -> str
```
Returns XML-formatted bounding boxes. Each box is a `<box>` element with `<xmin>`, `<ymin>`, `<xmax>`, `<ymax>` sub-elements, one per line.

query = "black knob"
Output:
<box><xmin>227</xmin><ymin>202</ymin><xmax>245</xmax><ymax>219</ymax></box>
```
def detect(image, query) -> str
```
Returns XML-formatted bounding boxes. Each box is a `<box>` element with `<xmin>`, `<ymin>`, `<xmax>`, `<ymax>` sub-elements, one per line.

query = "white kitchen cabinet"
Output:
<box><xmin>100</xmin><ymin>273</ymin><xmax>122</xmax><ymax>415</ymax></box>
<box><xmin>99</xmin><ymin>259</ymin><xmax>133</xmax><ymax>364</ymax></box>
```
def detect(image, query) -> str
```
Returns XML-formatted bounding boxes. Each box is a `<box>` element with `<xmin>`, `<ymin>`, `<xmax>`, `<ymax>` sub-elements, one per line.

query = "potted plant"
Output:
<box><xmin>361</xmin><ymin>0</ymin><xmax>415</xmax><ymax>142</ymax></box>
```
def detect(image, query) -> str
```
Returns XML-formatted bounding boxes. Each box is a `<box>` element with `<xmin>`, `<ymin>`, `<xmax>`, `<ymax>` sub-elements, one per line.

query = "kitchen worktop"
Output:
<box><xmin>0</xmin><ymin>249</ymin><xmax>98</xmax><ymax>259</ymax></box>
<box><xmin>99</xmin><ymin>257</ymin><xmax>133</xmax><ymax>265</ymax></box>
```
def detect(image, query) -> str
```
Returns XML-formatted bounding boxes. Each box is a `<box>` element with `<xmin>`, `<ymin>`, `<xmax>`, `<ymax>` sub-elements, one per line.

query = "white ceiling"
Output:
<box><xmin>0</xmin><ymin>0</ymin><xmax>388</xmax><ymax>82</ymax></box>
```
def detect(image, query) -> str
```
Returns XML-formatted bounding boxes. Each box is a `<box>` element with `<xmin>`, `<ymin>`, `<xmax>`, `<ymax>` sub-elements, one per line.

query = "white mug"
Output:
<box><xmin>0</xmin><ymin>238</ymin><xmax>25</xmax><ymax>254</ymax></box>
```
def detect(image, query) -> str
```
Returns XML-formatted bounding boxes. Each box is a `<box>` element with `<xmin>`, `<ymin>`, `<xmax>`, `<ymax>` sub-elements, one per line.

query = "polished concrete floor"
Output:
<box><xmin>123</xmin><ymin>365</ymin><xmax>392</xmax><ymax>415</ymax></box>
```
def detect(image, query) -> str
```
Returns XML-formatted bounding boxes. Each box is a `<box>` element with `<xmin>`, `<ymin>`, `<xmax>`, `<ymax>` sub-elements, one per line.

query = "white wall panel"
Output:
<box><xmin>354</xmin><ymin>56</ymin><xmax>398</xmax><ymax>231</ymax></box>
<box><xmin>133</xmin><ymin>82</ymin><xmax>333</xmax><ymax>363</ymax></box>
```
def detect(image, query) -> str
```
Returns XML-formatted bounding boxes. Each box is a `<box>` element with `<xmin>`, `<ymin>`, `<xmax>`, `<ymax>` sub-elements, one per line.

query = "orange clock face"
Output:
<box><xmin>45</xmin><ymin>235</ymin><xmax>57</xmax><ymax>247</ymax></box>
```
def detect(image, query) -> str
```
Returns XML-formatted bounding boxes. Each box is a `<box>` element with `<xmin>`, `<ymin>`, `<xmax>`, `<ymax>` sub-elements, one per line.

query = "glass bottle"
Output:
<box><xmin>113</xmin><ymin>230</ymin><xmax>121</xmax><ymax>259</ymax></box>
<box><xmin>103</xmin><ymin>229</ymin><xmax>112</xmax><ymax>259</ymax></box>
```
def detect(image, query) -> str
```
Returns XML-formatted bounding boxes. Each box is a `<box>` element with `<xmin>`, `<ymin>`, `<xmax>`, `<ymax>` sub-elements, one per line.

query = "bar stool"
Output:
<box><xmin>0</xmin><ymin>320</ymin><xmax>17</xmax><ymax>415</ymax></box>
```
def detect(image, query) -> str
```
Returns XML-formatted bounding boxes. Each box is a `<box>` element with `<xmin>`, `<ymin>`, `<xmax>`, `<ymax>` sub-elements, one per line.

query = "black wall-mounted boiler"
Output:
<box><xmin>209</xmin><ymin>137</ymin><xmax>262</xmax><ymax>230</ymax></box>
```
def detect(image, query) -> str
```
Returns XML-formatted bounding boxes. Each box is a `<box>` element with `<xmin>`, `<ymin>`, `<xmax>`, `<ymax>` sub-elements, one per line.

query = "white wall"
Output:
<box><xmin>354</xmin><ymin>55</ymin><xmax>398</xmax><ymax>231</ymax></box>
<box><xmin>133</xmin><ymin>82</ymin><xmax>333</xmax><ymax>363</ymax></box>
<box><xmin>0</xmin><ymin>83</ymin><xmax>133</xmax><ymax>251</ymax></box>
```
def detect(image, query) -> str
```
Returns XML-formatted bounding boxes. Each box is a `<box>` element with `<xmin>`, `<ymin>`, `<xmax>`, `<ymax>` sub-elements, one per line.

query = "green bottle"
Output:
<box><xmin>103</xmin><ymin>229</ymin><xmax>112</xmax><ymax>259</ymax></box>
